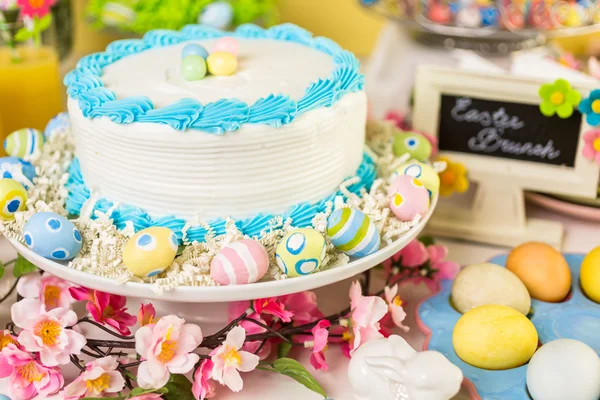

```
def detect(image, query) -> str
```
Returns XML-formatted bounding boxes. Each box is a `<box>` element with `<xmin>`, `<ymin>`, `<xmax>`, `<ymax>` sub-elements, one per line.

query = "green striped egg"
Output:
<box><xmin>4</xmin><ymin>128</ymin><xmax>45</xmax><ymax>158</ymax></box>
<box><xmin>326</xmin><ymin>208</ymin><xmax>380</xmax><ymax>258</ymax></box>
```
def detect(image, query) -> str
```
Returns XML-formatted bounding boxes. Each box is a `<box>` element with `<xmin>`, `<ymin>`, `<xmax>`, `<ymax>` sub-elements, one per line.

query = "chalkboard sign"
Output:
<box><xmin>437</xmin><ymin>94</ymin><xmax>582</xmax><ymax>167</ymax></box>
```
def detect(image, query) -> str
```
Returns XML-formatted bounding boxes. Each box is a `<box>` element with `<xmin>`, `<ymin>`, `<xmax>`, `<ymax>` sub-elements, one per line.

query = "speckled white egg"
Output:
<box><xmin>389</xmin><ymin>175</ymin><xmax>430</xmax><ymax>221</ymax></box>
<box><xmin>527</xmin><ymin>339</ymin><xmax>600</xmax><ymax>400</ymax></box>
<box><xmin>210</xmin><ymin>239</ymin><xmax>269</xmax><ymax>285</ymax></box>
<box><xmin>4</xmin><ymin>128</ymin><xmax>45</xmax><ymax>158</ymax></box>
<box><xmin>0</xmin><ymin>178</ymin><xmax>27</xmax><ymax>221</ymax></box>
<box><xmin>123</xmin><ymin>227</ymin><xmax>178</xmax><ymax>278</ymax></box>
<box><xmin>395</xmin><ymin>161</ymin><xmax>440</xmax><ymax>197</ymax></box>
<box><xmin>23</xmin><ymin>212</ymin><xmax>82</xmax><ymax>260</ymax></box>
<box><xmin>276</xmin><ymin>228</ymin><xmax>326</xmax><ymax>277</ymax></box>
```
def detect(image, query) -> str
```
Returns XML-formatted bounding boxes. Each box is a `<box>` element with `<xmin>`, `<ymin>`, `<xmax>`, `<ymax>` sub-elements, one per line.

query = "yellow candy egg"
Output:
<box><xmin>581</xmin><ymin>246</ymin><xmax>600</xmax><ymax>303</ymax></box>
<box><xmin>395</xmin><ymin>161</ymin><xmax>440</xmax><ymax>196</ymax></box>
<box><xmin>122</xmin><ymin>227</ymin><xmax>178</xmax><ymax>278</ymax></box>
<box><xmin>276</xmin><ymin>228</ymin><xmax>326</xmax><ymax>277</ymax></box>
<box><xmin>453</xmin><ymin>305</ymin><xmax>538</xmax><ymax>370</ymax></box>
<box><xmin>207</xmin><ymin>52</ymin><xmax>237</xmax><ymax>76</ymax></box>
<box><xmin>0</xmin><ymin>178</ymin><xmax>27</xmax><ymax>220</ymax></box>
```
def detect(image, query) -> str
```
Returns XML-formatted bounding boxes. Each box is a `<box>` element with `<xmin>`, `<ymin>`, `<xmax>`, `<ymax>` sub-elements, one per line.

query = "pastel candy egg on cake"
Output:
<box><xmin>395</xmin><ymin>161</ymin><xmax>440</xmax><ymax>197</ymax></box>
<box><xmin>276</xmin><ymin>228</ymin><xmax>326</xmax><ymax>277</ymax></box>
<box><xmin>4</xmin><ymin>128</ymin><xmax>45</xmax><ymax>158</ymax></box>
<box><xmin>210</xmin><ymin>239</ymin><xmax>269</xmax><ymax>285</ymax></box>
<box><xmin>181</xmin><ymin>55</ymin><xmax>207</xmax><ymax>81</ymax></box>
<box><xmin>207</xmin><ymin>52</ymin><xmax>237</xmax><ymax>76</ymax></box>
<box><xmin>214</xmin><ymin>37</ymin><xmax>239</xmax><ymax>56</ymax></box>
<box><xmin>0</xmin><ymin>178</ymin><xmax>27</xmax><ymax>220</ymax></box>
<box><xmin>388</xmin><ymin>175</ymin><xmax>430</xmax><ymax>221</ymax></box>
<box><xmin>44</xmin><ymin>112</ymin><xmax>70</xmax><ymax>138</ymax></box>
<box><xmin>392</xmin><ymin>131</ymin><xmax>432</xmax><ymax>161</ymax></box>
<box><xmin>181</xmin><ymin>43</ymin><xmax>209</xmax><ymax>60</ymax></box>
<box><xmin>327</xmin><ymin>208</ymin><xmax>380</xmax><ymax>258</ymax></box>
<box><xmin>123</xmin><ymin>227</ymin><xmax>178</xmax><ymax>278</ymax></box>
<box><xmin>198</xmin><ymin>1</ymin><xmax>233</xmax><ymax>29</ymax></box>
<box><xmin>0</xmin><ymin>157</ymin><xmax>36</xmax><ymax>187</ymax></box>
<box><xmin>23</xmin><ymin>212</ymin><xmax>82</xmax><ymax>260</ymax></box>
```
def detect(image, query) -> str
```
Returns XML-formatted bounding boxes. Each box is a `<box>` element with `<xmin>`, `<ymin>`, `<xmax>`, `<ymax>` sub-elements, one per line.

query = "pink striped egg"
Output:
<box><xmin>210</xmin><ymin>239</ymin><xmax>269</xmax><ymax>285</ymax></box>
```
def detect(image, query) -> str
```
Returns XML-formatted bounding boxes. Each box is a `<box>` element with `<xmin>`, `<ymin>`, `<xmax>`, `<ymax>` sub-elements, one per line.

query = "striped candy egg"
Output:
<box><xmin>276</xmin><ymin>228</ymin><xmax>326</xmax><ymax>277</ymax></box>
<box><xmin>4</xmin><ymin>128</ymin><xmax>45</xmax><ymax>158</ymax></box>
<box><xmin>23</xmin><ymin>212</ymin><xmax>82</xmax><ymax>260</ymax></box>
<box><xmin>326</xmin><ymin>208</ymin><xmax>380</xmax><ymax>258</ymax></box>
<box><xmin>395</xmin><ymin>161</ymin><xmax>440</xmax><ymax>197</ymax></box>
<box><xmin>0</xmin><ymin>178</ymin><xmax>27</xmax><ymax>220</ymax></box>
<box><xmin>0</xmin><ymin>157</ymin><xmax>36</xmax><ymax>188</ymax></box>
<box><xmin>123</xmin><ymin>227</ymin><xmax>178</xmax><ymax>278</ymax></box>
<box><xmin>389</xmin><ymin>175</ymin><xmax>430</xmax><ymax>221</ymax></box>
<box><xmin>44</xmin><ymin>112</ymin><xmax>70</xmax><ymax>138</ymax></box>
<box><xmin>210</xmin><ymin>239</ymin><xmax>269</xmax><ymax>285</ymax></box>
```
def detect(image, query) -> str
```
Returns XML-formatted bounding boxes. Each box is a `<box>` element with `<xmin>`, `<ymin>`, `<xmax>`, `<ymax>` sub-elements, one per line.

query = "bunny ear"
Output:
<box><xmin>365</xmin><ymin>356</ymin><xmax>405</xmax><ymax>383</ymax></box>
<box><xmin>388</xmin><ymin>335</ymin><xmax>417</xmax><ymax>360</ymax></box>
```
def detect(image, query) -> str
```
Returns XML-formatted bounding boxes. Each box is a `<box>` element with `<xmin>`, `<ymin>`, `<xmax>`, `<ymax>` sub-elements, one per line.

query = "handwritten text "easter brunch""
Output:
<box><xmin>451</xmin><ymin>97</ymin><xmax>560</xmax><ymax>160</ymax></box>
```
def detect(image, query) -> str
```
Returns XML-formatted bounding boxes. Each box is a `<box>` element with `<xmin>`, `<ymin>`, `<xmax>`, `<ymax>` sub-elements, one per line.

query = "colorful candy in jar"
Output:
<box><xmin>480</xmin><ymin>7</ymin><xmax>498</xmax><ymax>26</ymax></box>
<box><xmin>210</xmin><ymin>239</ymin><xmax>269</xmax><ymax>285</ymax></box>
<box><xmin>44</xmin><ymin>112</ymin><xmax>70</xmax><ymax>138</ymax></box>
<box><xmin>0</xmin><ymin>178</ymin><xmax>27</xmax><ymax>220</ymax></box>
<box><xmin>392</xmin><ymin>131</ymin><xmax>432</xmax><ymax>161</ymax></box>
<box><xmin>198</xmin><ymin>1</ymin><xmax>233</xmax><ymax>30</ymax></box>
<box><xmin>0</xmin><ymin>156</ymin><xmax>36</xmax><ymax>187</ymax></box>
<box><xmin>181</xmin><ymin>55</ymin><xmax>208</xmax><ymax>81</ymax></box>
<box><xmin>428</xmin><ymin>2</ymin><xmax>452</xmax><ymax>24</ymax></box>
<box><xmin>23</xmin><ymin>212</ymin><xmax>82</xmax><ymax>260</ymax></box>
<box><xmin>181</xmin><ymin>43</ymin><xmax>209</xmax><ymax>60</ymax></box>
<box><xmin>122</xmin><ymin>227</ymin><xmax>178</xmax><ymax>277</ymax></box>
<box><xmin>276</xmin><ymin>228</ymin><xmax>326</xmax><ymax>277</ymax></box>
<box><xmin>327</xmin><ymin>208</ymin><xmax>380</xmax><ymax>258</ymax></box>
<box><xmin>456</xmin><ymin>6</ymin><xmax>482</xmax><ymax>27</ymax></box>
<box><xmin>4</xmin><ymin>128</ymin><xmax>45</xmax><ymax>158</ymax></box>
<box><xmin>207</xmin><ymin>52</ymin><xmax>238</xmax><ymax>76</ymax></box>
<box><xmin>394</xmin><ymin>161</ymin><xmax>440</xmax><ymax>197</ymax></box>
<box><xmin>580</xmin><ymin>246</ymin><xmax>600</xmax><ymax>303</ymax></box>
<box><xmin>214</xmin><ymin>37</ymin><xmax>239</xmax><ymax>56</ymax></box>
<box><xmin>388</xmin><ymin>175</ymin><xmax>429</xmax><ymax>221</ymax></box>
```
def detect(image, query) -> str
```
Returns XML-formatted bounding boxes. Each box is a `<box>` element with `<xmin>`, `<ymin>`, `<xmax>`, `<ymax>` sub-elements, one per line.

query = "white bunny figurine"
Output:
<box><xmin>348</xmin><ymin>335</ymin><xmax>463</xmax><ymax>400</ymax></box>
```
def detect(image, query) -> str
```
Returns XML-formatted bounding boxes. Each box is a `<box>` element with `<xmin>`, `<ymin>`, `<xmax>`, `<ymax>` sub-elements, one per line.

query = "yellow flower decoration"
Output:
<box><xmin>438</xmin><ymin>157</ymin><xmax>469</xmax><ymax>197</ymax></box>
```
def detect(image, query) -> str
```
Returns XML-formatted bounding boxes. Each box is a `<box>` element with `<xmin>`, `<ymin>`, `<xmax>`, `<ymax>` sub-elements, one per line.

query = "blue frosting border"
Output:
<box><xmin>65</xmin><ymin>153</ymin><xmax>377</xmax><ymax>243</ymax></box>
<box><xmin>64</xmin><ymin>23</ymin><xmax>364</xmax><ymax>134</ymax></box>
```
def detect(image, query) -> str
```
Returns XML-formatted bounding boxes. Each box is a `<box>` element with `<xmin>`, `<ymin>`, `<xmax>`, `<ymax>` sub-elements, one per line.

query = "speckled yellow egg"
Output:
<box><xmin>0</xmin><ymin>178</ymin><xmax>27</xmax><ymax>220</ymax></box>
<box><xmin>395</xmin><ymin>161</ymin><xmax>440</xmax><ymax>196</ymax></box>
<box><xmin>122</xmin><ymin>227</ymin><xmax>178</xmax><ymax>278</ymax></box>
<box><xmin>276</xmin><ymin>228</ymin><xmax>326</xmax><ymax>277</ymax></box>
<box><xmin>207</xmin><ymin>52</ymin><xmax>237</xmax><ymax>76</ymax></box>
<box><xmin>506</xmin><ymin>242</ymin><xmax>571</xmax><ymax>302</ymax></box>
<box><xmin>453</xmin><ymin>305</ymin><xmax>538</xmax><ymax>370</ymax></box>
<box><xmin>581</xmin><ymin>246</ymin><xmax>600</xmax><ymax>303</ymax></box>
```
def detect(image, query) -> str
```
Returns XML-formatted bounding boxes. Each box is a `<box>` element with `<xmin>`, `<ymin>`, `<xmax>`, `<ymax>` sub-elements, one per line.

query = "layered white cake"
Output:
<box><xmin>64</xmin><ymin>23</ymin><xmax>371</xmax><ymax>243</ymax></box>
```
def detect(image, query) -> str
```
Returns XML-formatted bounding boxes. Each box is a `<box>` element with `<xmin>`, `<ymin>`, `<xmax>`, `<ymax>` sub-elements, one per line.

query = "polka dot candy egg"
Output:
<box><xmin>276</xmin><ymin>228</ymin><xmax>326</xmax><ymax>277</ymax></box>
<box><xmin>395</xmin><ymin>160</ymin><xmax>440</xmax><ymax>197</ymax></box>
<box><xmin>389</xmin><ymin>175</ymin><xmax>430</xmax><ymax>221</ymax></box>
<box><xmin>23</xmin><ymin>212</ymin><xmax>82</xmax><ymax>260</ymax></box>
<box><xmin>392</xmin><ymin>131</ymin><xmax>432</xmax><ymax>161</ymax></box>
<box><xmin>123</xmin><ymin>227</ymin><xmax>178</xmax><ymax>278</ymax></box>
<box><xmin>4</xmin><ymin>128</ymin><xmax>45</xmax><ymax>158</ymax></box>
<box><xmin>210</xmin><ymin>239</ymin><xmax>269</xmax><ymax>285</ymax></box>
<box><xmin>0</xmin><ymin>178</ymin><xmax>27</xmax><ymax>221</ymax></box>
<box><xmin>327</xmin><ymin>208</ymin><xmax>380</xmax><ymax>258</ymax></box>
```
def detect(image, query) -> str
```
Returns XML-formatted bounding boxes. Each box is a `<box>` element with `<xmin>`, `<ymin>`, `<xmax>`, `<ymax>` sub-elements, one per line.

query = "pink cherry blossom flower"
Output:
<box><xmin>383</xmin><ymin>285</ymin><xmax>409</xmax><ymax>332</ymax></box>
<box><xmin>238</xmin><ymin>313</ymin><xmax>272</xmax><ymax>360</ymax></box>
<box><xmin>308</xmin><ymin>320</ymin><xmax>330</xmax><ymax>371</ymax></box>
<box><xmin>138</xmin><ymin>303</ymin><xmax>157</xmax><ymax>327</ymax></box>
<box><xmin>12</xmin><ymin>299</ymin><xmax>86</xmax><ymax>366</ymax></box>
<box><xmin>383</xmin><ymin>240</ymin><xmax>428</xmax><ymax>275</ymax></box>
<box><xmin>428</xmin><ymin>244</ymin><xmax>460</xmax><ymax>280</ymax></box>
<box><xmin>211</xmin><ymin>326</ymin><xmax>259</xmax><ymax>392</ymax></box>
<box><xmin>69</xmin><ymin>287</ymin><xmax>137</xmax><ymax>336</ymax></box>
<box><xmin>0</xmin><ymin>344</ymin><xmax>64</xmax><ymax>399</ymax></box>
<box><xmin>228</xmin><ymin>300</ymin><xmax>251</xmax><ymax>321</ymax></box>
<box><xmin>280</xmin><ymin>291</ymin><xmax>323</xmax><ymax>325</ymax></box>
<box><xmin>252</xmin><ymin>297</ymin><xmax>294</xmax><ymax>323</ymax></box>
<box><xmin>62</xmin><ymin>356</ymin><xmax>125</xmax><ymax>399</ymax></box>
<box><xmin>348</xmin><ymin>281</ymin><xmax>387</xmax><ymax>355</ymax></box>
<box><xmin>135</xmin><ymin>315</ymin><xmax>203</xmax><ymax>389</ymax></box>
<box><xmin>583</xmin><ymin>129</ymin><xmax>600</xmax><ymax>164</ymax></box>
<box><xmin>17</xmin><ymin>273</ymin><xmax>74</xmax><ymax>311</ymax></box>
<box><xmin>16</xmin><ymin>0</ymin><xmax>55</xmax><ymax>18</ymax></box>
<box><xmin>0</xmin><ymin>330</ymin><xmax>18</xmax><ymax>351</ymax></box>
<box><xmin>192</xmin><ymin>358</ymin><xmax>216</xmax><ymax>400</ymax></box>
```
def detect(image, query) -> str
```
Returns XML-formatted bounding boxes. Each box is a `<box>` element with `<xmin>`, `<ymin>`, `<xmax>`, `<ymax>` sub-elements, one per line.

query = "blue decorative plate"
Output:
<box><xmin>417</xmin><ymin>253</ymin><xmax>600</xmax><ymax>400</ymax></box>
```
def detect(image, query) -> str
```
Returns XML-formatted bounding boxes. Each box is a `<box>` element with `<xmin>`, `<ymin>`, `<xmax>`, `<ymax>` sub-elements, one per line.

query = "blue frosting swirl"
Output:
<box><xmin>65</xmin><ymin>153</ymin><xmax>376</xmax><ymax>244</ymax></box>
<box><xmin>64</xmin><ymin>23</ymin><xmax>364</xmax><ymax>134</ymax></box>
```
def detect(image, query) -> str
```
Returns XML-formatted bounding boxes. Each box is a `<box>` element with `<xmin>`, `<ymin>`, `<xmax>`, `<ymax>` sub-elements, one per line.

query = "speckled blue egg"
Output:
<box><xmin>0</xmin><ymin>157</ymin><xmax>36</xmax><ymax>187</ymax></box>
<box><xmin>23</xmin><ymin>212</ymin><xmax>82</xmax><ymax>261</ymax></box>
<box><xmin>182</xmin><ymin>43</ymin><xmax>209</xmax><ymax>60</ymax></box>
<box><xmin>44</xmin><ymin>112</ymin><xmax>70</xmax><ymax>138</ymax></box>
<box><xmin>198</xmin><ymin>1</ymin><xmax>233</xmax><ymax>29</ymax></box>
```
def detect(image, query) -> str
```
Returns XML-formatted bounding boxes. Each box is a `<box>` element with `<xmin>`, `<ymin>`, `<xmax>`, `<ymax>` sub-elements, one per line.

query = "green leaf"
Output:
<box><xmin>14</xmin><ymin>28</ymin><xmax>34</xmax><ymax>42</ymax></box>
<box><xmin>13</xmin><ymin>254</ymin><xmax>37</xmax><ymax>278</ymax></box>
<box><xmin>271</xmin><ymin>358</ymin><xmax>327</xmax><ymax>398</ymax></box>
<box><xmin>35</xmin><ymin>14</ymin><xmax>52</xmax><ymax>33</ymax></box>
<box><xmin>129</xmin><ymin>387</ymin><xmax>169</xmax><ymax>397</ymax></box>
<box><xmin>418</xmin><ymin>235</ymin><xmax>435</xmax><ymax>247</ymax></box>
<box><xmin>163</xmin><ymin>374</ymin><xmax>194</xmax><ymax>400</ymax></box>
<box><xmin>277</xmin><ymin>341</ymin><xmax>293</xmax><ymax>358</ymax></box>
<box><xmin>0</xmin><ymin>260</ymin><xmax>5</xmax><ymax>280</ymax></box>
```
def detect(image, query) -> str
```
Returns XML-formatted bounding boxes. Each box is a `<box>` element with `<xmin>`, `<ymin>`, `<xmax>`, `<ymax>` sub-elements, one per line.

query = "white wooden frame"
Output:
<box><xmin>413</xmin><ymin>65</ymin><xmax>600</xmax><ymax>248</ymax></box>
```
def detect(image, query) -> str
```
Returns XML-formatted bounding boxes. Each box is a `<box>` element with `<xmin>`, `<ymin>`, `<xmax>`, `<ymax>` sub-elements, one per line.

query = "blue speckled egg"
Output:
<box><xmin>198</xmin><ymin>1</ymin><xmax>233</xmax><ymax>30</ymax></box>
<box><xmin>4</xmin><ymin>128</ymin><xmax>45</xmax><ymax>158</ymax></box>
<box><xmin>276</xmin><ymin>228</ymin><xmax>326</xmax><ymax>277</ymax></box>
<box><xmin>23</xmin><ymin>212</ymin><xmax>82</xmax><ymax>260</ymax></box>
<box><xmin>123</xmin><ymin>227</ymin><xmax>178</xmax><ymax>277</ymax></box>
<box><xmin>0</xmin><ymin>179</ymin><xmax>27</xmax><ymax>220</ymax></box>
<box><xmin>44</xmin><ymin>112</ymin><xmax>70</xmax><ymax>138</ymax></box>
<box><xmin>326</xmin><ymin>208</ymin><xmax>380</xmax><ymax>258</ymax></box>
<box><xmin>182</xmin><ymin>43</ymin><xmax>209</xmax><ymax>60</ymax></box>
<box><xmin>0</xmin><ymin>157</ymin><xmax>36</xmax><ymax>188</ymax></box>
